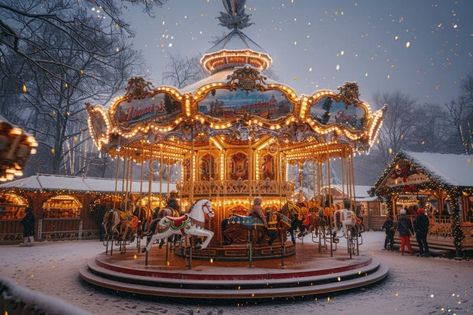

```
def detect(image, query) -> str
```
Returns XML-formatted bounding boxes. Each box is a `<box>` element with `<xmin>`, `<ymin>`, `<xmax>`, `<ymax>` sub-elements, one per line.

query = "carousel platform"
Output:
<box><xmin>79</xmin><ymin>243</ymin><xmax>389</xmax><ymax>300</ymax></box>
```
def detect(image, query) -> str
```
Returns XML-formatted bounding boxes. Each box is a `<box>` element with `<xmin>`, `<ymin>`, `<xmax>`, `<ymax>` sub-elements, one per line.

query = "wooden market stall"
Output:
<box><xmin>372</xmin><ymin>151</ymin><xmax>473</xmax><ymax>254</ymax></box>
<box><xmin>0</xmin><ymin>174</ymin><xmax>175</xmax><ymax>243</ymax></box>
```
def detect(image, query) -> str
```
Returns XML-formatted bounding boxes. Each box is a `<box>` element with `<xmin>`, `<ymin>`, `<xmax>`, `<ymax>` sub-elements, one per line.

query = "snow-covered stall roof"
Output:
<box><xmin>402</xmin><ymin>151</ymin><xmax>473</xmax><ymax>187</ymax></box>
<box><xmin>330</xmin><ymin>185</ymin><xmax>377</xmax><ymax>201</ymax></box>
<box><xmin>0</xmin><ymin>174</ymin><xmax>176</xmax><ymax>194</ymax></box>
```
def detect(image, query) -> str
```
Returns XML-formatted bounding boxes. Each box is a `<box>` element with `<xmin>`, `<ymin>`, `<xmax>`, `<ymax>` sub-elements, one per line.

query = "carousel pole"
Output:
<box><xmin>113</xmin><ymin>157</ymin><xmax>120</xmax><ymax>209</ymax></box>
<box><xmin>145</xmin><ymin>146</ymin><xmax>153</xmax><ymax>267</ymax></box>
<box><xmin>341</xmin><ymin>151</ymin><xmax>345</xmax><ymax>197</ymax></box>
<box><xmin>139</xmin><ymin>146</ymin><xmax>144</xmax><ymax>217</ymax></box>
<box><xmin>159</xmin><ymin>147</ymin><xmax>163</xmax><ymax>210</ymax></box>
<box><xmin>122</xmin><ymin>156</ymin><xmax>128</xmax><ymax>198</ymax></box>
<box><xmin>166</xmin><ymin>157</ymin><xmax>172</xmax><ymax>266</ymax></box>
<box><xmin>167</xmin><ymin>157</ymin><xmax>171</xmax><ymax>197</ymax></box>
<box><xmin>190</xmin><ymin>125</ymin><xmax>195</xmax><ymax>206</ymax></box>
<box><xmin>127</xmin><ymin>156</ymin><xmax>133</xmax><ymax>211</ymax></box>
<box><xmin>312</xmin><ymin>160</ymin><xmax>316</xmax><ymax>202</ymax></box>
<box><xmin>327</xmin><ymin>156</ymin><xmax>332</xmax><ymax>208</ymax></box>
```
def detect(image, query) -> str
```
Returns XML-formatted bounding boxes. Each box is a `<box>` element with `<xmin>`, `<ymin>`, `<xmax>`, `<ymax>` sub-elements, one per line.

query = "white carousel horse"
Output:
<box><xmin>145</xmin><ymin>199</ymin><xmax>214</xmax><ymax>252</ymax></box>
<box><xmin>332</xmin><ymin>208</ymin><xmax>359</xmax><ymax>238</ymax></box>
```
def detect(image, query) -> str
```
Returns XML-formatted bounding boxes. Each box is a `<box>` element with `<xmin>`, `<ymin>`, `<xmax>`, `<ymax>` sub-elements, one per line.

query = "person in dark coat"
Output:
<box><xmin>20</xmin><ymin>207</ymin><xmax>35</xmax><ymax>245</ymax></box>
<box><xmin>382</xmin><ymin>215</ymin><xmax>395</xmax><ymax>250</ymax></box>
<box><xmin>414</xmin><ymin>207</ymin><xmax>430</xmax><ymax>256</ymax></box>
<box><xmin>397</xmin><ymin>208</ymin><xmax>414</xmax><ymax>255</ymax></box>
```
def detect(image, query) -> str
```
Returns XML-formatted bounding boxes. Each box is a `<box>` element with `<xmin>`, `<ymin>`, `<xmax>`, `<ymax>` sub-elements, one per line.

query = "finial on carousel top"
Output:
<box><xmin>218</xmin><ymin>0</ymin><xmax>253</xmax><ymax>30</ymax></box>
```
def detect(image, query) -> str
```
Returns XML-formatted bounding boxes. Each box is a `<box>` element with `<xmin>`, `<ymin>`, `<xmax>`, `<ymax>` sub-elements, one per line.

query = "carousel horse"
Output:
<box><xmin>102</xmin><ymin>209</ymin><xmax>140</xmax><ymax>242</ymax></box>
<box><xmin>151</xmin><ymin>206</ymin><xmax>181</xmax><ymax>248</ymax></box>
<box><xmin>145</xmin><ymin>199</ymin><xmax>214</xmax><ymax>252</ymax></box>
<box><xmin>280</xmin><ymin>201</ymin><xmax>302</xmax><ymax>245</ymax></box>
<box><xmin>332</xmin><ymin>208</ymin><xmax>364</xmax><ymax>240</ymax></box>
<box><xmin>221</xmin><ymin>211</ymin><xmax>282</xmax><ymax>246</ymax></box>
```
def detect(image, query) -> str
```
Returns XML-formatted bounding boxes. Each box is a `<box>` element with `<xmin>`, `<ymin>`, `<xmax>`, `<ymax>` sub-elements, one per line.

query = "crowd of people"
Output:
<box><xmin>382</xmin><ymin>203</ymin><xmax>430</xmax><ymax>257</ymax></box>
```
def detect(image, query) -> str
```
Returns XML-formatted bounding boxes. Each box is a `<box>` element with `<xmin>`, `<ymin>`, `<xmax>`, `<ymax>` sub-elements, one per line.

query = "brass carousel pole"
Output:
<box><xmin>327</xmin><ymin>155</ymin><xmax>332</xmax><ymax>208</ymax></box>
<box><xmin>113</xmin><ymin>157</ymin><xmax>120</xmax><ymax>209</ymax></box>
<box><xmin>139</xmin><ymin>147</ymin><xmax>144</xmax><ymax>217</ymax></box>
<box><xmin>159</xmin><ymin>147</ymin><xmax>163</xmax><ymax>210</ymax></box>
<box><xmin>341</xmin><ymin>150</ymin><xmax>345</xmax><ymax>197</ymax></box>
<box><xmin>167</xmin><ymin>157</ymin><xmax>171</xmax><ymax>198</ymax></box>
<box><xmin>313</xmin><ymin>160</ymin><xmax>316</xmax><ymax>202</ymax></box>
<box><xmin>145</xmin><ymin>146</ymin><xmax>153</xmax><ymax>267</ymax></box>
<box><xmin>350</xmin><ymin>152</ymin><xmax>356</xmax><ymax>212</ymax></box>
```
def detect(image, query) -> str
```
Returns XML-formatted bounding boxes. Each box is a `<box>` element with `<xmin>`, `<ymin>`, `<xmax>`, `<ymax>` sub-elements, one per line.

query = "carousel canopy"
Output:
<box><xmin>85</xmin><ymin>0</ymin><xmax>386</xmax><ymax>164</ymax></box>
<box><xmin>0</xmin><ymin>174</ymin><xmax>176</xmax><ymax>194</ymax></box>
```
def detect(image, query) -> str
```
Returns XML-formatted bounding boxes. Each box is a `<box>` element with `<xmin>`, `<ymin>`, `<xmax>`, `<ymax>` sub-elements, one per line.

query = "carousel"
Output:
<box><xmin>80</xmin><ymin>0</ymin><xmax>388</xmax><ymax>299</ymax></box>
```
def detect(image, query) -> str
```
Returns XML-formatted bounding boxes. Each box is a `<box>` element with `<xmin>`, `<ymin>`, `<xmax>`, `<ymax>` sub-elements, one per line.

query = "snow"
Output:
<box><xmin>1</xmin><ymin>232</ymin><xmax>472</xmax><ymax>315</ymax></box>
<box><xmin>403</xmin><ymin>151</ymin><xmax>473</xmax><ymax>187</ymax></box>
<box><xmin>0</xmin><ymin>174</ymin><xmax>176</xmax><ymax>194</ymax></box>
<box><xmin>1</xmin><ymin>276</ymin><xmax>90</xmax><ymax>315</ymax></box>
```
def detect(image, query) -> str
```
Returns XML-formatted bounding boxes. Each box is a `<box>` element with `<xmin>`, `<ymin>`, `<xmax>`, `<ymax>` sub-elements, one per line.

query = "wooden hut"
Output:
<box><xmin>372</xmin><ymin>151</ymin><xmax>473</xmax><ymax>254</ymax></box>
<box><xmin>0</xmin><ymin>174</ymin><xmax>175</xmax><ymax>243</ymax></box>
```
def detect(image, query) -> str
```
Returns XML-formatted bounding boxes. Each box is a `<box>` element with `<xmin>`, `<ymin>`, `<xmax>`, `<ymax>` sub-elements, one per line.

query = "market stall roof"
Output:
<box><xmin>330</xmin><ymin>185</ymin><xmax>378</xmax><ymax>201</ymax></box>
<box><xmin>0</xmin><ymin>174</ymin><xmax>176</xmax><ymax>193</ymax></box>
<box><xmin>401</xmin><ymin>151</ymin><xmax>473</xmax><ymax>187</ymax></box>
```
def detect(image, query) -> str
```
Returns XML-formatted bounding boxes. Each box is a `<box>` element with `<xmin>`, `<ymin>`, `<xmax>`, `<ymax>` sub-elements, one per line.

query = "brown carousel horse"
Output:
<box><xmin>221</xmin><ymin>209</ymin><xmax>291</xmax><ymax>246</ymax></box>
<box><xmin>279</xmin><ymin>201</ymin><xmax>303</xmax><ymax>244</ymax></box>
<box><xmin>102</xmin><ymin>209</ymin><xmax>140</xmax><ymax>243</ymax></box>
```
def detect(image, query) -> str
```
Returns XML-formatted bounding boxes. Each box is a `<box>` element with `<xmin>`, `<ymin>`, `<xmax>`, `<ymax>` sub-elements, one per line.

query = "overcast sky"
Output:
<box><xmin>123</xmin><ymin>0</ymin><xmax>473</xmax><ymax>106</ymax></box>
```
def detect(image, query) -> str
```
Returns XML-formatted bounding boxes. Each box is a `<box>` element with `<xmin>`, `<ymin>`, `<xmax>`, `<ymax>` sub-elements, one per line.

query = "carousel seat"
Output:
<box><xmin>165</xmin><ymin>214</ymin><xmax>189</xmax><ymax>227</ymax></box>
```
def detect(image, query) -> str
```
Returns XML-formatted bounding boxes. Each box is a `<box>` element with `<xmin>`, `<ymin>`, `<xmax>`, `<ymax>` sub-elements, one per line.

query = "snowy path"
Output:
<box><xmin>0</xmin><ymin>232</ymin><xmax>472</xmax><ymax>315</ymax></box>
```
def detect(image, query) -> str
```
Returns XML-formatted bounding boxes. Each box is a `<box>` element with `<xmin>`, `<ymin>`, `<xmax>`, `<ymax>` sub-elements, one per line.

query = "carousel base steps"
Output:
<box><xmin>79</xmin><ymin>258</ymin><xmax>389</xmax><ymax>299</ymax></box>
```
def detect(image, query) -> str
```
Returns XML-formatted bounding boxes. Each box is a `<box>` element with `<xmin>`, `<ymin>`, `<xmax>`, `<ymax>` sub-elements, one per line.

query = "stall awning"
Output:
<box><xmin>0</xmin><ymin>174</ymin><xmax>176</xmax><ymax>194</ymax></box>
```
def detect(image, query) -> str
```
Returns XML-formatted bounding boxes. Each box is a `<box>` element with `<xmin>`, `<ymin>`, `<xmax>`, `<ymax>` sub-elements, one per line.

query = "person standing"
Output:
<box><xmin>20</xmin><ymin>207</ymin><xmax>36</xmax><ymax>246</ymax></box>
<box><xmin>414</xmin><ymin>207</ymin><xmax>430</xmax><ymax>256</ymax></box>
<box><xmin>382</xmin><ymin>215</ymin><xmax>395</xmax><ymax>250</ymax></box>
<box><xmin>397</xmin><ymin>208</ymin><xmax>414</xmax><ymax>255</ymax></box>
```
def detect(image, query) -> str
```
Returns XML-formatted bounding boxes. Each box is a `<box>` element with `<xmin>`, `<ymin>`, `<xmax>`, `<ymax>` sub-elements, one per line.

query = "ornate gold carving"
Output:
<box><xmin>227</xmin><ymin>66</ymin><xmax>267</xmax><ymax>91</ymax></box>
<box><xmin>337</xmin><ymin>82</ymin><xmax>360</xmax><ymax>105</ymax></box>
<box><xmin>125</xmin><ymin>77</ymin><xmax>153</xmax><ymax>100</ymax></box>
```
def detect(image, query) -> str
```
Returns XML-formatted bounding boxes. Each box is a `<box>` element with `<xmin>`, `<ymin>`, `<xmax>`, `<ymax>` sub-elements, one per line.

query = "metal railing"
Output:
<box><xmin>0</xmin><ymin>276</ymin><xmax>90</xmax><ymax>315</ymax></box>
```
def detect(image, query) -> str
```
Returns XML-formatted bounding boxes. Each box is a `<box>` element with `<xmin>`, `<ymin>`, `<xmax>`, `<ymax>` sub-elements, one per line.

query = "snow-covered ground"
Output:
<box><xmin>0</xmin><ymin>232</ymin><xmax>472</xmax><ymax>315</ymax></box>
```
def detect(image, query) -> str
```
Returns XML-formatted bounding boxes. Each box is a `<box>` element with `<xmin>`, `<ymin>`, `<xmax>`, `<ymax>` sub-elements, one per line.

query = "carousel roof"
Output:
<box><xmin>0</xmin><ymin>115</ymin><xmax>37</xmax><ymax>182</ymax></box>
<box><xmin>401</xmin><ymin>151</ymin><xmax>473</xmax><ymax>187</ymax></box>
<box><xmin>84</xmin><ymin>1</ymin><xmax>386</xmax><ymax>162</ymax></box>
<box><xmin>0</xmin><ymin>174</ymin><xmax>176</xmax><ymax>193</ymax></box>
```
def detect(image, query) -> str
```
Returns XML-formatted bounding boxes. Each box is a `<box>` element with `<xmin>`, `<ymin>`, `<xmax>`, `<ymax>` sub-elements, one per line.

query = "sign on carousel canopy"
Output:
<box><xmin>110</xmin><ymin>77</ymin><xmax>182</xmax><ymax>131</ymax></box>
<box><xmin>113</xmin><ymin>92</ymin><xmax>181</xmax><ymax>129</ymax></box>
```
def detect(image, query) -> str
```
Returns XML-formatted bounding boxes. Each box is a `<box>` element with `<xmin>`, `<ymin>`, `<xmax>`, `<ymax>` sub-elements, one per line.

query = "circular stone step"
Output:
<box><xmin>79</xmin><ymin>243</ymin><xmax>388</xmax><ymax>299</ymax></box>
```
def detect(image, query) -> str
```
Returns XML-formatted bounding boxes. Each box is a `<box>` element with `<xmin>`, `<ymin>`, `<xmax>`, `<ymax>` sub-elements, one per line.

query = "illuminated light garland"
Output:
<box><xmin>200</xmin><ymin>49</ymin><xmax>272</xmax><ymax>73</ymax></box>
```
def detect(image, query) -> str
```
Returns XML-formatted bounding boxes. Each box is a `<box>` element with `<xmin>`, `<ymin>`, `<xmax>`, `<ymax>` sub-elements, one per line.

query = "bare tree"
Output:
<box><xmin>0</xmin><ymin>0</ymin><xmax>166</xmax><ymax>86</ymax></box>
<box><xmin>162</xmin><ymin>54</ymin><xmax>205</xmax><ymax>88</ymax></box>
<box><xmin>446</xmin><ymin>74</ymin><xmax>473</xmax><ymax>154</ymax></box>
<box><xmin>0</xmin><ymin>1</ymin><xmax>142</xmax><ymax>175</ymax></box>
<box><xmin>374</xmin><ymin>91</ymin><xmax>419</xmax><ymax>165</ymax></box>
